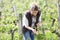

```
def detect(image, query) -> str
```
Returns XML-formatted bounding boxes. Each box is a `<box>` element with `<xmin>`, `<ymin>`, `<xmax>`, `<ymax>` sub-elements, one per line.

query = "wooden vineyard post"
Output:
<box><xmin>57</xmin><ymin>0</ymin><xmax>60</xmax><ymax>33</ymax></box>
<box><xmin>18</xmin><ymin>14</ymin><xmax>22</xmax><ymax>34</ymax></box>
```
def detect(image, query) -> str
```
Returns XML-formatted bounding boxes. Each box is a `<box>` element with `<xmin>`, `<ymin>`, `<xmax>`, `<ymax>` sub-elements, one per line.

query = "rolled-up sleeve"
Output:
<box><xmin>23</xmin><ymin>14</ymin><xmax>28</xmax><ymax>27</ymax></box>
<box><xmin>38</xmin><ymin>14</ymin><xmax>42</xmax><ymax>26</ymax></box>
<box><xmin>39</xmin><ymin>14</ymin><xmax>42</xmax><ymax>23</ymax></box>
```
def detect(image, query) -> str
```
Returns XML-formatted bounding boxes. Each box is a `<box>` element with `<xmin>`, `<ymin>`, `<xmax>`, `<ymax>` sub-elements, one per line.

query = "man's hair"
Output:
<box><xmin>30</xmin><ymin>2</ymin><xmax>39</xmax><ymax>11</ymax></box>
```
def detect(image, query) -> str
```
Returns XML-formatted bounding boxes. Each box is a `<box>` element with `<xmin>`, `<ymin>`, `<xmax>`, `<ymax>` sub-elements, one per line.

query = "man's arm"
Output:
<box><xmin>36</xmin><ymin>14</ymin><xmax>42</xmax><ymax>27</ymax></box>
<box><xmin>23</xmin><ymin>14</ymin><xmax>33</xmax><ymax>30</ymax></box>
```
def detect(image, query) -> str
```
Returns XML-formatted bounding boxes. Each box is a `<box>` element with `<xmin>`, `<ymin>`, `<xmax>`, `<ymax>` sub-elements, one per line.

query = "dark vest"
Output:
<box><xmin>22</xmin><ymin>10</ymin><xmax>41</xmax><ymax>34</ymax></box>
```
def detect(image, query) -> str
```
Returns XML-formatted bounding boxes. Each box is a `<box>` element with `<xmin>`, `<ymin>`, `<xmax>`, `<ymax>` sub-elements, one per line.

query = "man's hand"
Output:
<box><xmin>32</xmin><ymin>29</ymin><xmax>38</xmax><ymax>35</ymax></box>
<box><xmin>36</xmin><ymin>22</ymin><xmax>42</xmax><ymax>35</ymax></box>
<box><xmin>36</xmin><ymin>22</ymin><xmax>41</xmax><ymax>27</ymax></box>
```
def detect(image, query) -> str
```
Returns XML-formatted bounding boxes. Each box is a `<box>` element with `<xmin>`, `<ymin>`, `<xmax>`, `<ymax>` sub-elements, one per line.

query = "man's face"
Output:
<box><xmin>31</xmin><ymin>10</ymin><xmax>38</xmax><ymax>16</ymax></box>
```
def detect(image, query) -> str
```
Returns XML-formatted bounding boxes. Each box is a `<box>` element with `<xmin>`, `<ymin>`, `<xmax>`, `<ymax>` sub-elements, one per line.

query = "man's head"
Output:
<box><xmin>30</xmin><ymin>2</ymin><xmax>39</xmax><ymax>16</ymax></box>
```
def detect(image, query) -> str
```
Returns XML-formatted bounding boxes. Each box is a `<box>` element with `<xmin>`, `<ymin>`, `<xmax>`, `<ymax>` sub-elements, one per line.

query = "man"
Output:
<box><xmin>22</xmin><ymin>3</ymin><xmax>41</xmax><ymax>40</ymax></box>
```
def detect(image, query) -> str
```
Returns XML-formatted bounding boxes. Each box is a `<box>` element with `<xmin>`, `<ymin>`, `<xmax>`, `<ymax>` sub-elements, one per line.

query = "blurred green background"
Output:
<box><xmin>0</xmin><ymin>0</ymin><xmax>59</xmax><ymax>40</ymax></box>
